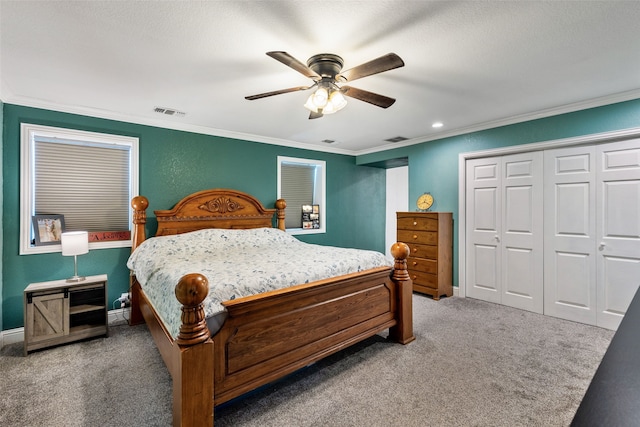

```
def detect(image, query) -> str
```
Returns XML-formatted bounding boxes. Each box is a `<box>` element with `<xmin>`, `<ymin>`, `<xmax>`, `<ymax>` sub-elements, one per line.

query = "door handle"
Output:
<box><xmin>494</xmin><ymin>236</ymin><xmax>500</xmax><ymax>242</ymax></box>
<box><xmin>599</xmin><ymin>242</ymin><xmax>606</xmax><ymax>251</ymax></box>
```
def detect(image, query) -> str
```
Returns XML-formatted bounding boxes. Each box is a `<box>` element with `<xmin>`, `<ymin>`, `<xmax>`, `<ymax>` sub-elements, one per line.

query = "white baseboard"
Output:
<box><xmin>108</xmin><ymin>307</ymin><xmax>131</xmax><ymax>326</ymax></box>
<box><xmin>0</xmin><ymin>308</ymin><xmax>130</xmax><ymax>349</ymax></box>
<box><xmin>1</xmin><ymin>327</ymin><xmax>24</xmax><ymax>347</ymax></box>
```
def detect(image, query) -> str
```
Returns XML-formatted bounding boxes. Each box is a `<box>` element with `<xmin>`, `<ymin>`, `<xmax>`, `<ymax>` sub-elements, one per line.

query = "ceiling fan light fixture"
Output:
<box><xmin>311</xmin><ymin>87</ymin><xmax>329</xmax><ymax>108</ymax></box>
<box><xmin>304</xmin><ymin>84</ymin><xmax>347</xmax><ymax>115</ymax></box>
<box><xmin>327</xmin><ymin>90</ymin><xmax>347</xmax><ymax>112</ymax></box>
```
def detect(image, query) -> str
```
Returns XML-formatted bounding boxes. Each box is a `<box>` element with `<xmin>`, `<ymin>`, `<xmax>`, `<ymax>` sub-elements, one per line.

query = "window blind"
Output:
<box><xmin>281</xmin><ymin>163</ymin><xmax>315</xmax><ymax>228</ymax></box>
<box><xmin>34</xmin><ymin>139</ymin><xmax>130</xmax><ymax>232</ymax></box>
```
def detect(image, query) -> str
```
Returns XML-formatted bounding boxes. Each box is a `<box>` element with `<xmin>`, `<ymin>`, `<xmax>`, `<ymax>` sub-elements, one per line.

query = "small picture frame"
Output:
<box><xmin>32</xmin><ymin>214</ymin><xmax>65</xmax><ymax>246</ymax></box>
<box><xmin>301</xmin><ymin>205</ymin><xmax>320</xmax><ymax>229</ymax></box>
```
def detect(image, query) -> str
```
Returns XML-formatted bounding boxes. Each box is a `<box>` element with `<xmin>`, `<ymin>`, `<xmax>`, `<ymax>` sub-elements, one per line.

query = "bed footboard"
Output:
<box><xmin>212</xmin><ymin>241</ymin><xmax>414</xmax><ymax>405</ymax></box>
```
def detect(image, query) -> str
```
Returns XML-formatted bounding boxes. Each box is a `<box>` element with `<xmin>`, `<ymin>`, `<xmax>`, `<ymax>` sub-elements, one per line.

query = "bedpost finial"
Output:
<box><xmin>391</xmin><ymin>242</ymin><xmax>410</xmax><ymax>260</ymax></box>
<box><xmin>175</xmin><ymin>273</ymin><xmax>209</xmax><ymax>306</ymax></box>
<box><xmin>275</xmin><ymin>199</ymin><xmax>287</xmax><ymax>210</ymax></box>
<box><xmin>175</xmin><ymin>273</ymin><xmax>210</xmax><ymax>346</ymax></box>
<box><xmin>391</xmin><ymin>242</ymin><xmax>411</xmax><ymax>282</ymax></box>
<box><xmin>131</xmin><ymin>195</ymin><xmax>149</xmax><ymax>211</ymax></box>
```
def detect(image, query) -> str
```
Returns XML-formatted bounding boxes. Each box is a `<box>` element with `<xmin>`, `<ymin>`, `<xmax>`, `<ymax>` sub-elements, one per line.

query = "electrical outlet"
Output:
<box><xmin>119</xmin><ymin>292</ymin><xmax>130</xmax><ymax>308</ymax></box>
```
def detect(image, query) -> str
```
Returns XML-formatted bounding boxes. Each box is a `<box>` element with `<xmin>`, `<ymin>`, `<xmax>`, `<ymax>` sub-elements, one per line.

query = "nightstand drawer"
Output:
<box><xmin>398</xmin><ymin>230</ymin><xmax>438</xmax><ymax>245</ymax></box>
<box><xmin>408</xmin><ymin>257</ymin><xmax>437</xmax><ymax>274</ymax></box>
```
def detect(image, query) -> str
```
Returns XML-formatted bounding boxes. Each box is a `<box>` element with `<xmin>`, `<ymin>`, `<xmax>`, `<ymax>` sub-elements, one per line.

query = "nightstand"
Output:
<box><xmin>24</xmin><ymin>274</ymin><xmax>108</xmax><ymax>355</ymax></box>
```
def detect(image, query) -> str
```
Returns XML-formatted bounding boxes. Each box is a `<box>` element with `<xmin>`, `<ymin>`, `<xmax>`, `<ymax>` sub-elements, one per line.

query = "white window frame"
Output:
<box><xmin>20</xmin><ymin>123</ymin><xmax>139</xmax><ymax>255</ymax></box>
<box><xmin>277</xmin><ymin>156</ymin><xmax>326</xmax><ymax>235</ymax></box>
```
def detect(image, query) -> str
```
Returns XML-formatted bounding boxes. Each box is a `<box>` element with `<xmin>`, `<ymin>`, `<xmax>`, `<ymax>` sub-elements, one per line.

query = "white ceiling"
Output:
<box><xmin>2</xmin><ymin>1</ymin><xmax>640</xmax><ymax>155</ymax></box>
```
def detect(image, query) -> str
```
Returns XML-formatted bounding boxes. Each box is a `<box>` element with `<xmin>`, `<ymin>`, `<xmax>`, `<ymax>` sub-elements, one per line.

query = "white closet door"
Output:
<box><xmin>466</xmin><ymin>157</ymin><xmax>502</xmax><ymax>303</ymax></box>
<box><xmin>544</xmin><ymin>145</ymin><xmax>597</xmax><ymax>324</ymax></box>
<box><xmin>501</xmin><ymin>152</ymin><xmax>544</xmax><ymax>313</ymax></box>
<box><xmin>466</xmin><ymin>153</ymin><xmax>543</xmax><ymax>311</ymax></box>
<box><xmin>596</xmin><ymin>139</ymin><xmax>640</xmax><ymax>329</ymax></box>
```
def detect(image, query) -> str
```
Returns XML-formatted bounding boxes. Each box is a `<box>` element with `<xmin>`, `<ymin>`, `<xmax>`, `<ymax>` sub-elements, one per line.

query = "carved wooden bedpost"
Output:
<box><xmin>175</xmin><ymin>274</ymin><xmax>210</xmax><ymax>346</ymax></box>
<box><xmin>173</xmin><ymin>273</ymin><xmax>214</xmax><ymax>427</ymax></box>
<box><xmin>275</xmin><ymin>198</ymin><xmax>287</xmax><ymax>231</ymax></box>
<box><xmin>131</xmin><ymin>195</ymin><xmax>148</xmax><ymax>251</ymax></box>
<box><xmin>389</xmin><ymin>242</ymin><xmax>415</xmax><ymax>344</ymax></box>
<box><xmin>129</xmin><ymin>196</ymin><xmax>149</xmax><ymax>326</ymax></box>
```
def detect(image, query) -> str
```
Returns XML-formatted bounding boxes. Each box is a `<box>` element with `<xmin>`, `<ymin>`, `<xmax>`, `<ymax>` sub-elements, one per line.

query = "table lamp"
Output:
<box><xmin>61</xmin><ymin>231</ymin><xmax>89</xmax><ymax>282</ymax></box>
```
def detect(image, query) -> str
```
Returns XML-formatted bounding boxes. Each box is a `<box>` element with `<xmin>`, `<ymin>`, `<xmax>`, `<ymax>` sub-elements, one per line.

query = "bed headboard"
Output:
<box><xmin>131</xmin><ymin>188</ymin><xmax>286</xmax><ymax>251</ymax></box>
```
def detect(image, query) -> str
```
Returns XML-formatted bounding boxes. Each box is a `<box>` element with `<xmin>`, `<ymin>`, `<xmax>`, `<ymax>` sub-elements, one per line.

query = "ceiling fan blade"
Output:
<box><xmin>245</xmin><ymin>86</ymin><xmax>311</xmax><ymax>100</ymax></box>
<box><xmin>341</xmin><ymin>86</ymin><xmax>396</xmax><ymax>108</ymax></box>
<box><xmin>266</xmin><ymin>51</ymin><xmax>322</xmax><ymax>80</ymax></box>
<box><xmin>309</xmin><ymin>110</ymin><xmax>324</xmax><ymax>120</ymax></box>
<box><xmin>337</xmin><ymin>53</ymin><xmax>404</xmax><ymax>82</ymax></box>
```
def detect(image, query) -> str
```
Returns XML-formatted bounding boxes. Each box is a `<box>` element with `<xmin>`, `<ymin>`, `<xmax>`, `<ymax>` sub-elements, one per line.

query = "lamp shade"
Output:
<box><xmin>61</xmin><ymin>231</ymin><xmax>89</xmax><ymax>256</ymax></box>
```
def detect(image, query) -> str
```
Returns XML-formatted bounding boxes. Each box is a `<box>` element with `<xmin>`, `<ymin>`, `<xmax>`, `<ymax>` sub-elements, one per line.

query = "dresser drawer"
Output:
<box><xmin>408</xmin><ymin>257</ymin><xmax>437</xmax><ymax>274</ymax></box>
<box><xmin>398</xmin><ymin>230</ymin><xmax>438</xmax><ymax>245</ymax></box>
<box><xmin>408</xmin><ymin>270</ymin><xmax>438</xmax><ymax>289</ymax></box>
<box><xmin>397</xmin><ymin>216</ymin><xmax>439</xmax><ymax>231</ymax></box>
<box><xmin>406</xmin><ymin>243</ymin><xmax>438</xmax><ymax>259</ymax></box>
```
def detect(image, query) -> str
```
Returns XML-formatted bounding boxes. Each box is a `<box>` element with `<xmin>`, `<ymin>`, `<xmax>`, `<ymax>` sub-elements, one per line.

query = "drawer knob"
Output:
<box><xmin>413</xmin><ymin>234</ymin><xmax>418</xmax><ymax>240</ymax></box>
<box><xmin>412</xmin><ymin>261</ymin><xmax>418</xmax><ymax>266</ymax></box>
<box><xmin>412</xmin><ymin>275</ymin><xmax>417</xmax><ymax>280</ymax></box>
<box><xmin>412</xmin><ymin>247</ymin><xmax>419</xmax><ymax>253</ymax></box>
<box><xmin>413</xmin><ymin>221</ymin><xmax>418</xmax><ymax>226</ymax></box>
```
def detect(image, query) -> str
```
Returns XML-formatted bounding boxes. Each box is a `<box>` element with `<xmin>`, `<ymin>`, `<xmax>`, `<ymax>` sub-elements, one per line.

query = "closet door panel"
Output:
<box><xmin>544</xmin><ymin>146</ymin><xmax>597</xmax><ymax>324</ymax></box>
<box><xmin>596</xmin><ymin>140</ymin><xmax>640</xmax><ymax>329</ymax></box>
<box><xmin>501</xmin><ymin>152</ymin><xmax>543</xmax><ymax>313</ymax></box>
<box><xmin>466</xmin><ymin>158</ymin><xmax>501</xmax><ymax>303</ymax></box>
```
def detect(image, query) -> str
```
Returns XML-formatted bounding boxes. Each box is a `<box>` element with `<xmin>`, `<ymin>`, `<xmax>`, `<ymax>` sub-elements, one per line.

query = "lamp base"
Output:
<box><xmin>66</xmin><ymin>275</ymin><xmax>86</xmax><ymax>283</ymax></box>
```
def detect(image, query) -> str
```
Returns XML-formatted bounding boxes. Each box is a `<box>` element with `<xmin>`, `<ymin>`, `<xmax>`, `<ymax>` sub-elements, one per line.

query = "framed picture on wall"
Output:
<box><xmin>301</xmin><ymin>205</ymin><xmax>320</xmax><ymax>229</ymax></box>
<box><xmin>32</xmin><ymin>214</ymin><xmax>65</xmax><ymax>246</ymax></box>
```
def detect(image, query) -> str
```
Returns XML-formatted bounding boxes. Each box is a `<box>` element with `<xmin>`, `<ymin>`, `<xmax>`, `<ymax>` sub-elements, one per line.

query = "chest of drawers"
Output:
<box><xmin>397</xmin><ymin>212</ymin><xmax>453</xmax><ymax>300</ymax></box>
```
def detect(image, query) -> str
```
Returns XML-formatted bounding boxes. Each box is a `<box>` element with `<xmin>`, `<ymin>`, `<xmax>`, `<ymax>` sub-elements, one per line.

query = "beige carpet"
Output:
<box><xmin>0</xmin><ymin>295</ymin><xmax>613</xmax><ymax>426</ymax></box>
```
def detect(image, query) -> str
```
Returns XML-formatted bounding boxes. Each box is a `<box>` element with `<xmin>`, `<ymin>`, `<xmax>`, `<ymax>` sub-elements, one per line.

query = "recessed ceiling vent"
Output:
<box><xmin>322</xmin><ymin>139</ymin><xmax>338</xmax><ymax>144</ymax></box>
<box><xmin>385</xmin><ymin>136</ymin><xmax>408</xmax><ymax>143</ymax></box>
<box><xmin>154</xmin><ymin>107</ymin><xmax>186</xmax><ymax>117</ymax></box>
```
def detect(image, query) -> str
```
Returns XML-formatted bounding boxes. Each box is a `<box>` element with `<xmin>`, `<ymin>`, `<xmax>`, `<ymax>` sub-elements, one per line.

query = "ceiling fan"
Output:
<box><xmin>245</xmin><ymin>51</ymin><xmax>405</xmax><ymax>119</ymax></box>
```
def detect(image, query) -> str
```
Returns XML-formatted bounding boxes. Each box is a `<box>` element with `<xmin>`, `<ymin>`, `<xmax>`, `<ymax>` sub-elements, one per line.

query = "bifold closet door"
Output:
<box><xmin>543</xmin><ymin>145</ymin><xmax>597</xmax><ymax>325</ymax></box>
<box><xmin>466</xmin><ymin>152</ymin><xmax>543</xmax><ymax>313</ymax></box>
<box><xmin>596</xmin><ymin>139</ymin><xmax>640</xmax><ymax>330</ymax></box>
<box><xmin>545</xmin><ymin>139</ymin><xmax>640</xmax><ymax>329</ymax></box>
<box><xmin>466</xmin><ymin>157</ymin><xmax>502</xmax><ymax>304</ymax></box>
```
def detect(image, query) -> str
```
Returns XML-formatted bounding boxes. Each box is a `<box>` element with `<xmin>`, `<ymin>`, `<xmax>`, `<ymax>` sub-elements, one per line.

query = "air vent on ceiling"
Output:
<box><xmin>321</xmin><ymin>139</ymin><xmax>338</xmax><ymax>144</ymax></box>
<box><xmin>384</xmin><ymin>136</ymin><xmax>408</xmax><ymax>143</ymax></box>
<box><xmin>154</xmin><ymin>107</ymin><xmax>186</xmax><ymax>117</ymax></box>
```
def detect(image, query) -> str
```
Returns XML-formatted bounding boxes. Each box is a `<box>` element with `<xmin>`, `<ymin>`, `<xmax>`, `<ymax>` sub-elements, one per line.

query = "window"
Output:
<box><xmin>20</xmin><ymin>123</ymin><xmax>139</xmax><ymax>254</ymax></box>
<box><xmin>277</xmin><ymin>156</ymin><xmax>326</xmax><ymax>235</ymax></box>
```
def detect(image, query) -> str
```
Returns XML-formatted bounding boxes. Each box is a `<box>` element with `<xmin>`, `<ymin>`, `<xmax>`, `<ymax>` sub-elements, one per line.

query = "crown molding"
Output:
<box><xmin>4</xmin><ymin>88</ymin><xmax>640</xmax><ymax>158</ymax></box>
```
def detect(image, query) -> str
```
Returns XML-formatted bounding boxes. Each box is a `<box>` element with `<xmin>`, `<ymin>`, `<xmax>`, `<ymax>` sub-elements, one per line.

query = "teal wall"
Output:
<box><xmin>4</xmin><ymin>98</ymin><xmax>640</xmax><ymax>331</ymax></box>
<box><xmin>358</xmin><ymin>98</ymin><xmax>640</xmax><ymax>287</ymax></box>
<box><xmin>2</xmin><ymin>104</ymin><xmax>386</xmax><ymax>330</ymax></box>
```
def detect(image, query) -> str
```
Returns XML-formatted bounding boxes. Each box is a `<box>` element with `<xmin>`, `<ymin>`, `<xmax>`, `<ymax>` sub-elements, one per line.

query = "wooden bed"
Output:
<box><xmin>128</xmin><ymin>188</ymin><xmax>414</xmax><ymax>426</ymax></box>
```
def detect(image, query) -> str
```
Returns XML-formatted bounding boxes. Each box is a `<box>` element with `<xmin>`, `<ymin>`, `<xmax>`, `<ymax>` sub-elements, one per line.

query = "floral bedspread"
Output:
<box><xmin>127</xmin><ymin>227</ymin><xmax>391</xmax><ymax>338</ymax></box>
